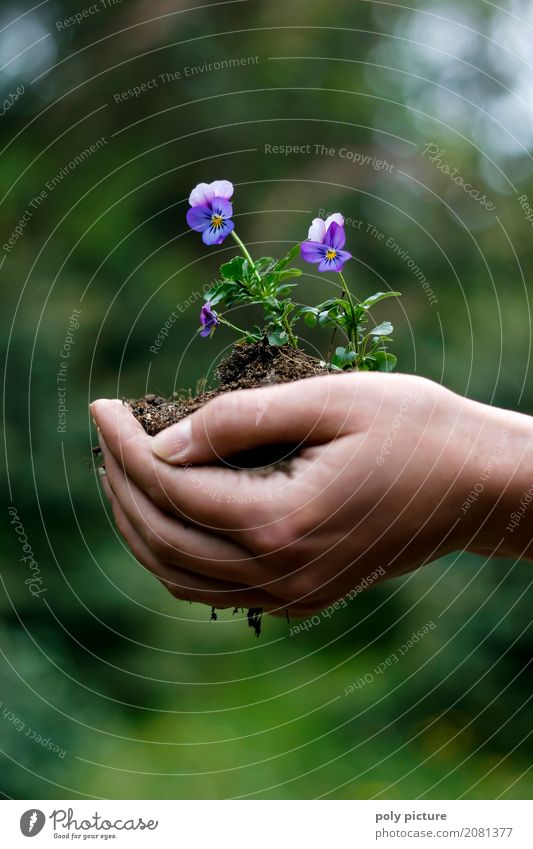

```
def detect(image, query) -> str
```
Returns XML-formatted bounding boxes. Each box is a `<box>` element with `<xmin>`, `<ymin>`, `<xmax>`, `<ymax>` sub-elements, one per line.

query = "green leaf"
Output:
<box><xmin>274</xmin><ymin>243</ymin><xmax>301</xmax><ymax>271</ymax></box>
<box><xmin>368</xmin><ymin>336</ymin><xmax>392</xmax><ymax>349</ymax></box>
<box><xmin>275</xmin><ymin>283</ymin><xmax>298</xmax><ymax>298</ymax></box>
<box><xmin>298</xmin><ymin>306</ymin><xmax>319</xmax><ymax>327</ymax></box>
<box><xmin>331</xmin><ymin>346</ymin><xmax>357</xmax><ymax>369</ymax></box>
<box><xmin>318</xmin><ymin>310</ymin><xmax>335</xmax><ymax>327</ymax></box>
<box><xmin>220</xmin><ymin>256</ymin><xmax>246</xmax><ymax>281</ymax></box>
<box><xmin>276</xmin><ymin>267</ymin><xmax>302</xmax><ymax>282</ymax></box>
<box><xmin>370</xmin><ymin>321</ymin><xmax>393</xmax><ymax>336</ymax></box>
<box><xmin>225</xmin><ymin>289</ymin><xmax>253</xmax><ymax>307</ymax></box>
<box><xmin>360</xmin><ymin>291</ymin><xmax>401</xmax><ymax>309</ymax></box>
<box><xmin>268</xmin><ymin>329</ymin><xmax>289</xmax><ymax>346</ymax></box>
<box><xmin>254</xmin><ymin>256</ymin><xmax>275</xmax><ymax>270</ymax></box>
<box><xmin>316</xmin><ymin>297</ymin><xmax>345</xmax><ymax>311</ymax></box>
<box><xmin>205</xmin><ymin>281</ymin><xmax>238</xmax><ymax>307</ymax></box>
<box><xmin>372</xmin><ymin>351</ymin><xmax>398</xmax><ymax>372</ymax></box>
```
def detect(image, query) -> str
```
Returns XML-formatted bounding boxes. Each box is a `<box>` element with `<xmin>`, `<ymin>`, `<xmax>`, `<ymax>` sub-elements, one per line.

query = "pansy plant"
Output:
<box><xmin>187</xmin><ymin>179</ymin><xmax>302</xmax><ymax>347</ymax></box>
<box><xmin>300</xmin><ymin>214</ymin><xmax>401</xmax><ymax>372</ymax></box>
<box><xmin>187</xmin><ymin>180</ymin><xmax>401</xmax><ymax>369</ymax></box>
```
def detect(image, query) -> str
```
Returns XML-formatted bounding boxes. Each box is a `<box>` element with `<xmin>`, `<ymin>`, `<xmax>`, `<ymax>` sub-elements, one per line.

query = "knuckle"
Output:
<box><xmin>275</xmin><ymin>521</ymin><xmax>298</xmax><ymax>551</ymax></box>
<box><xmin>144</xmin><ymin>476</ymin><xmax>168</xmax><ymax>508</ymax></box>
<box><xmin>113</xmin><ymin>510</ymin><xmax>131</xmax><ymax>545</ymax></box>
<box><xmin>144</xmin><ymin>526</ymin><xmax>171</xmax><ymax>560</ymax></box>
<box><xmin>248</xmin><ymin>499</ymin><xmax>318</xmax><ymax>562</ymax></box>
<box><xmin>161</xmin><ymin>578</ymin><xmax>190</xmax><ymax>602</ymax></box>
<box><xmin>142</xmin><ymin>521</ymin><xmax>174</xmax><ymax>562</ymax></box>
<box><xmin>118</xmin><ymin>429</ymin><xmax>147</xmax><ymax>460</ymax></box>
<box><xmin>202</xmin><ymin>388</ymin><xmax>262</xmax><ymax>449</ymax></box>
<box><xmin>250</xmin><ymin>522</ymin><xmax>282</xmax><ymax>554</ymax></box>
<box><xmin>251</xmin><ymin>513</ymin><xmax>306</xmax><ymax>554</ymax></box>
<box><xmin>202</xmin><ymin>394</ymin><xmax>238</xmax><ymax>440</ymax></box>
<box><xmin>274</xmin><ymin>514</ymin><xmax>308</xmax><ymax>550</ymax></box>
<box><xmin>283</xmin><ymin>570</ymin><xmax>318</xmax><ymax>603</ymax></box>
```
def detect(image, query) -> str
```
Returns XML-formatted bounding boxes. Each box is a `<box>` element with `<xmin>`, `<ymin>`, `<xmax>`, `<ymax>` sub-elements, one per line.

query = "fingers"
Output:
<box><xmin>100</xmin><ymin>470</ymin><xmax>283</xmax><ymax>610</ymax></box>
<box><xmin>98</xmin><ymin>442</ymin><xmax>337</xmax><ymax>617</ymax></box>
<box><xmin>100</xmin><ymin>437</ymin><xmax>274</xmax><ymax>587</ymax></box>
<box><xmin>91</xmin><ymin>398</ymin><xmax>278</xmax><ymax>536</ymax></box>
<box><xmin>150</xmin><ymin>374</ymin><xmax>359</xmax><ymax>465</ymax></box>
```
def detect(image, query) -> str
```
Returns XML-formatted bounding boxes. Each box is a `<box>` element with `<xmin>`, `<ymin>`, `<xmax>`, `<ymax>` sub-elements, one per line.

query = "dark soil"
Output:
<box><xmin>129</xmin><ymin>341</ymin><xmax>329</xmax><ymax>473</ymax></box>
<box><xmin>129</xmin><ymin>341</ymin><xmax>327</xmax><ymax>438</ymax></box>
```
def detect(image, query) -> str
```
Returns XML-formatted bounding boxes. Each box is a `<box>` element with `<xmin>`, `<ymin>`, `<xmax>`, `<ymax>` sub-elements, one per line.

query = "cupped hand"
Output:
<box><xmin>91</xmin><ymin>371</ymin><xmax>531</xmax><ymax>616</ymax></box>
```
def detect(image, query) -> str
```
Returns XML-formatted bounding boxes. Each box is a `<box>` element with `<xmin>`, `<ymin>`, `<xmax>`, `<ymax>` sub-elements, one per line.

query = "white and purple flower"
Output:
<box><xmin>300</xmin><ymin>213</ymin><xmax>352</xmax><ymax>272</ymax></box>
<box><xmin>186</xmin><ymin>180</ymin><xmax>235</xmax><ymax>245</ymax></box>
<box><xmin>199</xmin><ymin>301</ymin><xmax>219</xmax><ymax>337</ymax></box>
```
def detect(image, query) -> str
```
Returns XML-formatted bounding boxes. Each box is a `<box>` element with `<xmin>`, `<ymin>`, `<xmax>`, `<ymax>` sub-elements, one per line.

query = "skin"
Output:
<box><xmin>91</xmin><ymin>373</ymin><xmax>533</xmax><ymax>617</ymax></box>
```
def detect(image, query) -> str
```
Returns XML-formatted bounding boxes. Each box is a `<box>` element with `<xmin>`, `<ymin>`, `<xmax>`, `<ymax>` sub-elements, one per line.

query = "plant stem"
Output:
<box><xmin>231</xmin><ymin>229</ymin><xmax>296</xmax><ymax>348</ymax></box>
<box><xmin>231</xmin><ymin>230</ymin><xmax>262</xmax><ymax>284</ymax></box>
<box><xmin>218</xmin><ymin>315</ymin><xmax>250</xmax><ymax>336</ymax></box>
<box><xmin>282</xmin><ymin>314</ymin><xmax>298</xmax><ymax>349</ymax></box>
<box><xmin>338</xmin><ymin>271</ymin><xmax>359</xmax><ymax>355</ymax></box>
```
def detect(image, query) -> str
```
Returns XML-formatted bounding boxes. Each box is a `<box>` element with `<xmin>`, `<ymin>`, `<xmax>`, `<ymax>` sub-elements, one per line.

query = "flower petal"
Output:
<box><xmin>326</xmin><ymin>221</ymin><xmax>346</xmax><ymax>251</ymax></box>
<box><xmin>300</xmin><ymin>240</ymin><xmax>327</xmax><ymax>264</ymax></box>
<box><xmin>210</xmin><ymin>197</ymin><xmax>233</xmax><ymax>218</ymax></box>
<box><xmin>307</xmin><ymin>217</ymin><xmax>326</xmax><ymax>242</ymax></box>
<box><xmin>317</xmin><ymin>249</ymin><xmax>352</xmax><ymax>272</ymax></box>
<box><xmin>210</xmin><ymin>180</ymin><xmax>234</xmax><ymax>201</ymax></box>
<box><xmin>325</xmin><ymin>212</ymin><xmax>344</xmax><ymax>232</ymax></box>
<box><xmin>200</xmin><ymin>301</ymin><xmax>216</xmax><ymax>324</ymax></box>
<box><xmin>202</xmin><ymin>217</ymin><xmax>234</xmax><ymax>245</ymax></box>
<box><xmin>189</xmin><ymin>182</ymin><xmax>215</xmax><ymax>207</ymax></box>
<box><xmin>186</xmin><ymin>204</ymin><xmax>212</xmax><ymax>232</ymax></box>
<box><xmin>189</xmin><ymin>180</ymin><xmax>234</xmax><ymax>207</ymax></box>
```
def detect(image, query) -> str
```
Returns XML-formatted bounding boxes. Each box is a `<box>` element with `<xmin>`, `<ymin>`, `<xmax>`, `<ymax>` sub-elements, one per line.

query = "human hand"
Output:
<box><xmin>91</xmin><ymin>372</ymin><xmax>533</xmax><ymax>617</ymax></box>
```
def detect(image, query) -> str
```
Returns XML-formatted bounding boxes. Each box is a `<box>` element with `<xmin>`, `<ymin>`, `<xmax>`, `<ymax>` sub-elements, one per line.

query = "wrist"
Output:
<box><xmin>457</xmin><ymin>398</ymin><xmax>533</xmax><ymax>560</ymax></box>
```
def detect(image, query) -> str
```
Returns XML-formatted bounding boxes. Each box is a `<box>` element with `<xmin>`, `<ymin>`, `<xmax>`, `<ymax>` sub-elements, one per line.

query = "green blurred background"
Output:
<box><xmin>2</xmin><ymin>0</ymin><xmax>533</xmax><ymax>799</ymax></box>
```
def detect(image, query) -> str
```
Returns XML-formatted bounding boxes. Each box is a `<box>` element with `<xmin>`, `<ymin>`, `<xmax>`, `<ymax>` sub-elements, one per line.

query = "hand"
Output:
<box><xmin>91</xmin><ymin>372</ymin><xmax>533</xmax><ymax>617</ymax></box>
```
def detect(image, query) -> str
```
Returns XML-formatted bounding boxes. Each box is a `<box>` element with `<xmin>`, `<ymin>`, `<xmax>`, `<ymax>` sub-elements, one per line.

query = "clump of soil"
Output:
<box><xmin>215</xmin><ymin>605</ymin><xmax>264</xmax><ymax>638</ymax></box>
<box><xmin>104</xmin><ymin>342</ymin><xmax>330</xmax><ymax>637</ymax></box>
<box><xmin>129</xmin><ymin>341</ymin><xmax>327</xmax><ymax>437</ymax></box>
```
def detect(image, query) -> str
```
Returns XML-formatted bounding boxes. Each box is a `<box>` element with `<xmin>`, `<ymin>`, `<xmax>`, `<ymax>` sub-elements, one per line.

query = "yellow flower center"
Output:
<box><xmin>326</xmin><ymin>248</ymin><xmax>337</xmax><ymax>260</ymax></box>
<box><xmin>211</xmin><ymin>214</ymin><xmax>223</xmax><ymax>229</ymax></box>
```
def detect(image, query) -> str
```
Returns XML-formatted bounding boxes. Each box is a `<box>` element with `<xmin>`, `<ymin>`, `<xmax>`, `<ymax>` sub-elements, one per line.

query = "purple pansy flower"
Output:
<box><xmin>300</xmin><ymin>213</ymin><xmax>352</xmax><ymax>272</ymax></box>
<box><xmin>200</xmin><ymin>301</ymin><xmax>219</xmax><ymax>337</ymax></box>
<box><xmin>186</xmin><ymin>180</ymin><xmax>235</xmax><ymax>246</ymax></box>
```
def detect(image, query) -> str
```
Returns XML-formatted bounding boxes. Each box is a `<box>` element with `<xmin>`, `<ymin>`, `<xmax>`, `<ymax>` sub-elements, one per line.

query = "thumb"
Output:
<box><xmin>150</xmin><ymin>375</ymin><xmax>356</xmax><ymax>464</ymax></box>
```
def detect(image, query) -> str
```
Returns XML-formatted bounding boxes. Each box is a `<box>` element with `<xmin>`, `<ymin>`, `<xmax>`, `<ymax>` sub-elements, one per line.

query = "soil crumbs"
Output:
<box><xmin>129</xmin><ymin>341</ymin><xmax>327</xmax><ymax>437</ymax></box>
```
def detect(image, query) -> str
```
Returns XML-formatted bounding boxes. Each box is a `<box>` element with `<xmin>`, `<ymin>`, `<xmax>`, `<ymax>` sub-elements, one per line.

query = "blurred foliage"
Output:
<box><xmin>1</xmin><ymin>0</ymin><xmax>533</xmax><ymax>799</ymax></box>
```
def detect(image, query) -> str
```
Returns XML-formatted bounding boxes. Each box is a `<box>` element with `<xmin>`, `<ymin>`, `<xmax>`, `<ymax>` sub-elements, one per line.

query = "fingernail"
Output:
<box><xmin>90</xmin><ymin>399</ymin><xmax>123</xmax><ymax>418</ymax></box>
<box><xmin>90</xmin><ymin>399</ymin><xmax>122</xmax><ymax>408</ymax></box>
<box><xmin>151</xmin><ymin>419</ymin><xmax>192</xmax><ymax>462</ymax></box>
<box><xmin>100</xmin><ymin>471</ymin><xmax>112</xmax><ymax>501</ymax></box>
